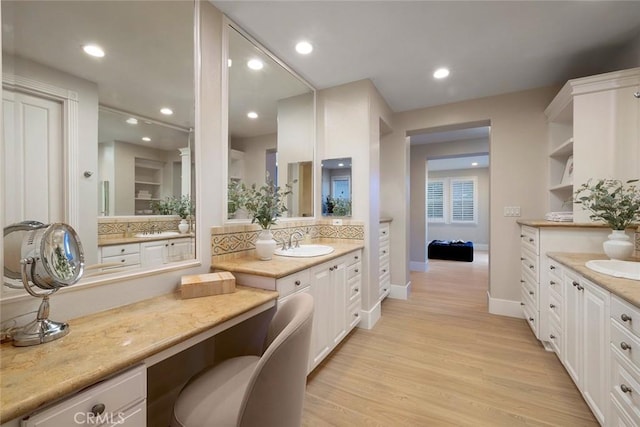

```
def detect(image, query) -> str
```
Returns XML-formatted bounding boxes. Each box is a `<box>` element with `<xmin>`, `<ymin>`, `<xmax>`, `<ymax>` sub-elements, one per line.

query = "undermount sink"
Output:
<box><xmin>134</xmin><ymin>231</ymin><xmax>181</xmax><ymax>238</ymax></box>
<box><xmin>274</xmin><ymin>244</ymin><xmax>335</xmax><ymax>258</ymax></box>
<box><xmin>585</xmin><ymin>260</ymin><xmax>640</xmax><ymax>281</ymax></box>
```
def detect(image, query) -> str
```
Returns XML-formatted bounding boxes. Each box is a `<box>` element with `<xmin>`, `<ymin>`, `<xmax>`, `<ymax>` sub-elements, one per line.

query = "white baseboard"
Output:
<box><xmin>474</xmin><ymin>243</ymin><xmax>489</xmax><ymax>251</ymax></box>
<box><xmin>358</xmin><ymin>301</ymin><xmax>381</xmax><ymax>329</ymax></box>
<box><xmin>410</xmin><ymin>261</ymin><xmax>428</xmax><ymax>272</ymax></box>
<box><xmin>389</xmin><ymin>281</ymin><xmax>411</xmax><ymax>300</ymax></box>
<box><xmin>487</xmin><ymin>291</ymin><xmax>523</xmax><ymax>318</ymax></box>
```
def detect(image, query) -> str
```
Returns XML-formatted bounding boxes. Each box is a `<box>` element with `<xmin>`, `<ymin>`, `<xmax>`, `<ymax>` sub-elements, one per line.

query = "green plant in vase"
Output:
<box><xmin>573</xmin><ymin>178</ymin><xmax>640</xmax><ymax>259</ymax></box>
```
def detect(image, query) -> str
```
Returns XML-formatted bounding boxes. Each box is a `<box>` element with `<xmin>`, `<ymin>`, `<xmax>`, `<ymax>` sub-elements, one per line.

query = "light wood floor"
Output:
<box><xmin>302</xmin><ymin>252</ymin><xmax>598</xmax><ymax>426</ymax></box>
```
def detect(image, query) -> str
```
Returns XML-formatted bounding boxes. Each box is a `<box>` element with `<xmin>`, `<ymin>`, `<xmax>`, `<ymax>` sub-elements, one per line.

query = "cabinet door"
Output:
<box><xmin>310</xmin><ymin>263</ymin><xmax>332</xmax><ymax>368</ymax></box>
<box><xmin>166</xmin><ymin>238</ymin><xmax>193</xmax><ymax>262</ymax></box>
<box><xmin>563</xmin><ymin>272</ymin><xmax>582</xmax><ymax>387</ymax></box>
<box><xmin>581</xmin><ymin>279</ymin><xmax>609</xmax><ymax>425</ymax></box>
<box><xmin>141</xmin><ymin>241</ymin><xmax>167</xmax><ymax>267</ymax></box>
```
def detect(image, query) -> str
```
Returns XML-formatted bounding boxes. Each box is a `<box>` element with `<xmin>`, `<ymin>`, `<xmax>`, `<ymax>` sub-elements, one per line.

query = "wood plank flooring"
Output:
<box><xmin>302</xmin><ymin>253</ymin><xmax>598</xmax><ymax>426</ymax></box>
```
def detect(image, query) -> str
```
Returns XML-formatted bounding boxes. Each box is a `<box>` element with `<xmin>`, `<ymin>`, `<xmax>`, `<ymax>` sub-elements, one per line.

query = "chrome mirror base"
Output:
<box><xmin>12</xmin><ymin>318</ymin><xmax>69</xmax><ymax>347</ymax></box>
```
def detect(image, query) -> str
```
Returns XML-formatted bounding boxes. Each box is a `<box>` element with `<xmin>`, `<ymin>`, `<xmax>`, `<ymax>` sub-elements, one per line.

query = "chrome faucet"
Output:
<box><xmin>288</xmin><ymin>230</ymin><xmax>304</xmax><ymax>249</ymax></box>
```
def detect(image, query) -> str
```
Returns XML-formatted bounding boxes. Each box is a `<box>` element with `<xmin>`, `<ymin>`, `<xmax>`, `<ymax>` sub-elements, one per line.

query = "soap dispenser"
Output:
<box><xmin>303</xmin><ymin>227</ymin><xmax>312</xmax><ymax>244</ymax></box>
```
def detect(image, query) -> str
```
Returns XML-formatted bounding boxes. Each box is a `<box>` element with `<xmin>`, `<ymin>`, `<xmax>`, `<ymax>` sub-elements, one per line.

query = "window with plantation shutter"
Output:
<box><xmin>450</xmin><ymin>178</ymin><xmax>477</xmax><ymax>223</ymax></box>
<box><xmin>426</xmin><ymin>180</ymin><xmax>445</xmax><ymax>222</ymax></box>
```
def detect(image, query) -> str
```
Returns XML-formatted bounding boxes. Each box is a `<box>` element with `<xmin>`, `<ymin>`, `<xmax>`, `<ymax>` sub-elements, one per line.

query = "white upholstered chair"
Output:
<box><xmin>171</xmin><ymin>293</ymin><xmax>314</xmax><ymax>427</ymax></box>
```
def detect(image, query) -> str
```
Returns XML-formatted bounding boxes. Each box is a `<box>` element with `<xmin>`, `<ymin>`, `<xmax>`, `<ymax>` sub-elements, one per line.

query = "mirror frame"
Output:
<box><xmin>1</xmin><ymin>1</ymin><xmax>202</xmax><ymax>300</ymax></box>
<box><xmin>222</xmin><ymin>18</ymin><xmax>317</xmax><ymax>225</ymax></box>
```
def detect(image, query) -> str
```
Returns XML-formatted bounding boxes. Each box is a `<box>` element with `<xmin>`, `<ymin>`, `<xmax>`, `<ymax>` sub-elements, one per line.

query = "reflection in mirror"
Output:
<box><xmin>322</xmin><ymin>158</ymin><xmax>352</xmax><ymax>217</ymax></box>
<box><xmin>226</xmin><ymin>25</ymin><xmax>315</xmax><ymax>220</ymax></box>
<box><xmin>2</xmin><ymin>1</ymin><xmax>196</xmax><ymax>285</ymax></box>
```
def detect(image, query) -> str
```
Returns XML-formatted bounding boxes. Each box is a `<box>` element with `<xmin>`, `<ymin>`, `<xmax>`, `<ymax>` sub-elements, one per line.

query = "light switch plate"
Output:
<box><xmin>504</xmin><ymin>206</ymin><xmax>521</xmax><ymax>217</ymax></box>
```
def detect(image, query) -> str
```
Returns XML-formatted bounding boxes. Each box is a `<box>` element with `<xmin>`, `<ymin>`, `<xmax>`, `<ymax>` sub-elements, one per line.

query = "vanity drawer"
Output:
<box><xmin>348</xmin><ymin>276</ymin><xmax>361</xmax><ymax>305</ymax></box>
<box><xmin>610</xmin><ymin>348</ymin><xmax>640</xmax><ymax>418</ymax></box>
<box><xmin>347</xmin><ymin>250</ymin><xmax>362</xmax><ymax>266</ymax></box>
<box><xmin>276</xmin><ymin>270</ymin><xmax>311</xmax><ymax>300</ymax></box>
<box><xmin>100</xmin><ymin>253</ymin><xmax>141</xmax><ymax>269</ymax></box>
<box><xmin>520</xmin><ymin>247</ymin><xmax>538</xmax><ymax>283</ymax></box>
<box><xmin>612</xmin><ymin>320</ymin><xmax>640</xmax><ymax>372</ymax></box>
<box><xmin>23</xmin><ymin>365</ymin><xmax>146</xmax><ymax>427</ymax></box>
<box><xmin>520</xmin><ymin>225</ymin><xmax>539</xmax><ymax>255</ymax></box>
<box><xmin>379</xmin><ymin>241</ymin><xmax>389</xmax><ymax>259</ymax></box>
<box><xmin>612</xmin><ymin>295</ymin><xmax>640</xmax><ymax>339</ymax></box>
<box><xmin>548</xmin><ymin>290</ymin><xmax>563</xmax><ymax>326</ymax></box>
<box><xmin>547</xmin><ymin>315</ymin><xmax>562</xmax><ymax>357</ymax></box>
<box><xmin>520</xmin><ymin>273</ymin><xmax>538</xmax><ymax>310</ymax></box>
<box><xmin>611</xmin><ymin>392</ymin><xmax>640</xmax><ymax>427</ymax></box>
<box><xmin>347</xmin><ymin>299</ymin><xmax>361</xmax><ymax>329</ymax></box>
<box><xmin>379</xmin><ymin>223</ymin><xmax>390</xmax><ymax>241</ymax></box>
<box><xmin>347</xmin><ymin>262</ymin><xmax>361</xmax><ymax>280</ymax></box>
<box><xmin>101</xmin><ymin>243</ymin><xmax>140</xmax><ymax>258</ymax></box>
<box><xmin>523</xmin><ymin>303</ymin><xmax>538</xmax><ymax>336</ymax></box>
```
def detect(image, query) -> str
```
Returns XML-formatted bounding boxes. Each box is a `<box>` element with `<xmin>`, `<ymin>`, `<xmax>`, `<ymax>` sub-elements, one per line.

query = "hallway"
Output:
<box><xmin>302</xmin><ymin>253</ymin><xmax>597</xmax><ymax>426</ymax></box>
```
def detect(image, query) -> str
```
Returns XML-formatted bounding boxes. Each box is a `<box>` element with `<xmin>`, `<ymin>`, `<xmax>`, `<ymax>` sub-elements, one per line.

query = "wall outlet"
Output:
<box><xmin>504</xmin><ymin>206</ymin><xmax>521</xmax><ymax>217</ymax></box>
<box><xmin>332</xmin><ymin>218</ymin><xmax>343</xmax><ymax>226</ymax></box>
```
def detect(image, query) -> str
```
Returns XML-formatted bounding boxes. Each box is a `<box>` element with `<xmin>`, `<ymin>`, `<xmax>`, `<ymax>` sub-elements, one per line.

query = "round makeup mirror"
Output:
<box><xmin>3</xmin><ymin>221</ymin><xmax>85</xmax><ymax>346</ymax></box>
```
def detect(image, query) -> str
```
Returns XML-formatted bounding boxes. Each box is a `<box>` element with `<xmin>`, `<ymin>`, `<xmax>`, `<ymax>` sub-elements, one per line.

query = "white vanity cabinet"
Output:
<box><xmin>21</xmin><ymin>365</ymin><xmax>146</xmax><ymax>427</ymax></box>
<box><xmin>378</xmin><ymin>222</ymin><xmax>391</xmax><ymax>301</ymax></box>
<box><xmin>140</xmin><ymin>237</ymin><xmax>194</xmax><ymax>267</ymax></box>
<box><xmin>236</xmin><ymin>249</ymin><xmax>362</xmax><ymax>374</ymax></box>
<box><xmin>519</xmin><ymin>225</ymin><xmax>540</xmax><ymax>338</ymax></box>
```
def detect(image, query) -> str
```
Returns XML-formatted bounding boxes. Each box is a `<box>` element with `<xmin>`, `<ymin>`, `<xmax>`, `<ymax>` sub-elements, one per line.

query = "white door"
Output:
<box><xmin>3</xmin><ymin>89</ymin><xmax>63</xmax><ymax>225</ymax></box>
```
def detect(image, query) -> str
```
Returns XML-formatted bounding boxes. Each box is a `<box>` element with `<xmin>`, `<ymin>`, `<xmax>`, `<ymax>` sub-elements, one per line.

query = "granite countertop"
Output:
<box><xmin>547</xmin><ymin>252</ymin><xmax>640</xmax><ymax>307</ymax></box>
<box><xmin>98</xmin><ymin>232</ymin><xmax>195</xmax><ymax>246</ymax></box>
<box><xmin>212</xmin><ymin>239</ymin><xmax>365</xmax><ymax>279</ymax></box>
<box><xmin>0</xmin><ymin>286</ymin><xmax>278</xmax><ymax>423</ymax></box>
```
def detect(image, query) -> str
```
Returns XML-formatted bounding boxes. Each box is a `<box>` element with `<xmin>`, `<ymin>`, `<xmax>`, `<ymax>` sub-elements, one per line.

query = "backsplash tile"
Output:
<box><xmin>211</xmin><ymin>219</ymin><xmax>364</xmax><ymax>260</ymax></box>
<box><xmin>98</xmin><ymin>217</ymin><xmax>184</xmax><ymax>239</ymax></box>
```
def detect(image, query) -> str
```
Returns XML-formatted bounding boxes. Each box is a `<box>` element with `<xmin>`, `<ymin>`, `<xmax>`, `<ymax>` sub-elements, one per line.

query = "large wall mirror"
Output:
<box><xmin>321</xmin><ymin>158</ymin><xmax>352</xmax><ymax>217</ymax></box>
<box><xmin>226</xmin><ymin>23</ymin><xmax>315</xmax><ymax>220</ymax></box>
<box><xmin>2</xmin><ymin>1</ymin><xmax>196</xmax><ymax>291</ymax></box>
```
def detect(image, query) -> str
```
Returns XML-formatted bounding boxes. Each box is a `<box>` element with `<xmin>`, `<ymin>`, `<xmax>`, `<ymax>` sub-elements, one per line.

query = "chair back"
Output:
<box><xmin>237</xmin><ymin>293</ymin><xmax>314</xmax><ymax>427</ymax></box>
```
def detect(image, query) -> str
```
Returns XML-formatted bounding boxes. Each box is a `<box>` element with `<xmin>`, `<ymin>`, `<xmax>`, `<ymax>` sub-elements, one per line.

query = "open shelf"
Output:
<box><xmin>549</xmin><ymin>137</ymin><xmax>573</xmax><ymax>158</ymax></box>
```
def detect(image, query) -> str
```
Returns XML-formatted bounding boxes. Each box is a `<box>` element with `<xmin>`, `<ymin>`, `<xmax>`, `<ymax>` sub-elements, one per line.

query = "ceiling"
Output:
<box><xmin>212</xmin><ymin>1</ymin><xmax>640</xmax><ymax>113</ymax></box>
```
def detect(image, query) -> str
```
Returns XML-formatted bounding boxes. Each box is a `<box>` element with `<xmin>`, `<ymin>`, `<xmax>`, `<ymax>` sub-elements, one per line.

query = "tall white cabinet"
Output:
<box><xmin>545</xmin><ymin>67</ymin><xmax>640</xmax><ymax>220</ymax></box>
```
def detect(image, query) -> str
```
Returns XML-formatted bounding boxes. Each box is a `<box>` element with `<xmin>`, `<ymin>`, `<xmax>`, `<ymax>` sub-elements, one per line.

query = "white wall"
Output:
<box><xmin>427</xmin><ymin>167</ymin><xmax>490</xmax><ymax>246</ymax></box>
<box><xmin>277</xmin><ymin>92</ymin><xmax>314</xmax><ymax>191</ymax></box>
<box><xmin>385</xmin><ymin>86</ymin><xmax>558</xmax><ymax>304</ymax></box>
<box><xmin>231</xmin><ymin>133</ymin><xmax>276</xmax><ymax>187</ymax></box>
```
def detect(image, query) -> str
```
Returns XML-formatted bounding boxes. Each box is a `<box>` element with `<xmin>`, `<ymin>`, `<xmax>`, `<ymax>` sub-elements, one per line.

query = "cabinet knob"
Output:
<box><xmin>550</xmin><ymin>265</ymin><xmax>556</xmax><ymax>270</ymax></box>
<box><xmin>529</xmin><ymin>291</ymin><xmax>534</xmax><ymax>295</ymax></box>
<box><xmin>355</xmin><ymin>269</ymin><xmax>359</xmax><ymax>273</ymax></box>
<box><xmin>621</xmin><ymin>341</ymin><xmax>632</xmax><ymax>351</ymax></box>
<box><xmin>355</xmin><ymin>256</ymin><xmax>359</xmax><ymax>260</ymax></box>
<box><xmin>528</xmin><ymin>238</ymin><xmax>534</xmax><ymax>243</ymax></box>
<box><xmin>294</xmin><ymin>280</ymin><xmax>301</xmax><ymax>286</ymax></box>
<box><xmin>520</xmin><ymin>234</ymin><xmax>525</xmax><ymax>238</ymax></box>
<box><xmin>520</xmin><ymin>280</ymin><xmax>525</xmax><ymax>283</ymax></box>
<box><xmin>120</xmin><ymin>259</ymin><xmax>125</xmax><ymax>263</ymax></box>
<box><xmin>621</xmin><ymin>384</ymin><xmax>633</xmax><ymax>394</ymax></box>
<box><xmin>383</xmin><ymin>288</ymin><xmax>388</xmax><ymax>292</ymax></box>
<box><xmin>91</xmin><ymin>403</ymin><xmax>106</xmax><ymax>416</ymax></box>
<box><xmin>355</xmin><ymin>288</ymin><xmax>359</xmax><ymax>292</ymax></box>
<box><xmin>549</xmin><ymin>281</ymin><xmax>556</xmax><ymax>285</ymax></box>
<box><xmin>576</xmin><ymin>285</ymin><xmax>583</xmax><ymax>291</ymax></box>
<box><xmin>550</xmin><ymin>304</ymin><xmax>555</xmax><ymax>309</ymax></box>
<box><xmin>572</xmin><ymin>281</ymin><xmax>579</xmax><ymax>287</ymax></box>
<box><xmin>382</xmin><ymin>231</ymin><xmax>387</xmax><ymax>235</ymax></box>
<box><xmin>622</xmin><ymin>313</ymin><xmax>633</xmax><ymax>322</ymax></box>
<box><xmin>120</xmin><ymin>248</ymin><xmax>125</xmax><ymax>253</ymax></box>
<box><xmin>634</xmin><ymin>91</ymin><xmax>640</xmax><ymax>99</ymax></box>
<box><xmin>334</xmin><ymin>265</ymin><xmax>338</xmax><ymax>269</ymax></box>
<box><xmin>528</xmin><ymin>317</ymin><xmax>534</xmax><ymax>322</ymax></box>
<box><xmin>382</xmin><ymin>269</ymin><xmax>386</xmax><ymax>273</ymax></box>
<box><xmin>520</xmin><ymin>302</ymin><xmax>525</xmax><ymax>306</ymax></box>
<box><xmin>171</xmin><ymin>242</ymin><xmax>175</xmax><ymax>246</ymax></box>
<box><xmin>382</xmin><ymin>250</ymin><xmax>387</xmax><ymax>254</ymax></box>
<box><xmin>329</xmin><ymin>267</ymin><xmax>334</xmax><ymax>271</ymax></box>
<box><xmin>549</xmin><ymin>334</ymin><xmax>556</xmax><ymax>340</ymax></box>
<box><xmin>354</xmin><ymin>313</ymin><xmax>359</xmax><ymax>317</ymax></box>
<box><xmin>529</xmin><ymin>265</ymin><xmax>534</xmax><ymax>269</ymax></box>
<box><xmin>520</xmin><ymin>257</ymin><xmax>525</xmax><ymax>261</ymax></box>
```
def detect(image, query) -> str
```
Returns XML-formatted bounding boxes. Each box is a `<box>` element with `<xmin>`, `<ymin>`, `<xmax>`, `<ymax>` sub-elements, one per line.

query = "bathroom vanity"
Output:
<box><xmin>0</xmin><ymin>287</ymin><xmax>277</xmax><ymax>426</ymax></box>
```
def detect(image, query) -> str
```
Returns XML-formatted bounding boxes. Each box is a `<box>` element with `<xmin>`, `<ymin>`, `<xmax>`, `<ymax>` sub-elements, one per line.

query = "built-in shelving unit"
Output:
<box><xmin>545</xmin><ymin>83</ymin><xmax>574</xmax><ymax>213</ymax></box>
<box><xmin>134</xmin><ymin>158</ymin><xmax>164</xmax><ymax>214</ymax></box>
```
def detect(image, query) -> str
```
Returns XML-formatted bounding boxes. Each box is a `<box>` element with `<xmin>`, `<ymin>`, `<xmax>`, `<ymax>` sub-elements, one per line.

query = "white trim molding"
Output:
<box><xmin>357</xmin><ymin>301</ymin><xmax>381</xmax><ymax>330</ymax></box>
<box><xmin>410</xmin><ymin>261</ymin><xmax>429</xmax><ymax>272</ymax></box>
<box><xmin>487</xmin><ymin>291</ymin><xmax>524</xmax><ymax>318</ymax></box>
<box><xmin>389</xmin><ymin>281</ymin><xmax>411</xmax><ymax>300</ymax></box>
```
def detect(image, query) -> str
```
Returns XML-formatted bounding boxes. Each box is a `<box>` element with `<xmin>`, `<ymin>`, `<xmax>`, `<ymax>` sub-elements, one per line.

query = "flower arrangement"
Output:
<box><xmin>228</xmin><ymin>180</ymin><xmax>246</xmax><ymax>217</ymax></box>
<box><xmin>151</xmin><ymin>195</ymin><xmax>194</xmax><ymax>219</ymax></box>
<box><xmin>573</xmin><ymin>178</ymin><xmax>640</xmax><ymax>230</ymax></box>
<box><xmin>324</xmin><ymin>195</ymin><xmax>351</xmax><ymax>216</ymax></box>
<box><xmin>237</xmin><ymin>179</ymin><xmax>292</xmax><ymax>229</ymax></box>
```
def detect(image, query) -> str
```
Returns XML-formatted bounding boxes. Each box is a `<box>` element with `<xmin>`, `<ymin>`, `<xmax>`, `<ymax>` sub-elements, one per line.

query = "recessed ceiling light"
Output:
<box><xmin>433</xmin><ymin>67</ymin><xmax>450</xmax><ymax>79</ymax></box>
<box><xmin>295</xmin><ymin>41</ymin><xmax>313</xmax><ymax>55</ymax></box>
<box><xmin>83</xmin><ymin>44</ymin><xmax>105</xmax><ymax>58</ymax></box>
<box><xmin>160</xmin><ymin>107</ymin><xmax>173</xmax><ymax>115</ymax></box>
<box><xmin>247</xmin><ymin>111</ymin><xmax>258</xmax><ymax>119</ymax></box>
<box><xmin>338</xmin><ymin>163</ymin><xmax>344</xmax><ymax>167</ymax></box>
<box><xmin>247</xmin><ymin>59</ymin><xmax>264</xmax><ymax>70</ymax></box>
<box><xmin>126</xmin><ymin>117</ymin><xmax>138</xmax><ymax>125</ymax></box>
<box><xmin>228</xmin><ymin>59</ymin><xmax>233</xmax><ymax>67</ymax></box>
<box><xmin>142</xmin><ymin>137</ymin><xmax>151</xmax><ymax>142</ymax></box>
<box><xmin>471</xmin><ymin>162</ymin><xmax>479</xmax><ymax>166</ymax></box>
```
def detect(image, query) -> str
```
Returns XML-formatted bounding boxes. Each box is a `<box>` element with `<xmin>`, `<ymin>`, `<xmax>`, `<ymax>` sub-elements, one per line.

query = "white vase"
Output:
<box><xmin>255</xmin><ymin>229</ymin><xmax>277</xmax><ymax>261</ymax></box>
<box><xmin>178</xmin><ymin>219</ymin><xmax>189</xmax><ymax>234</ymax></box>
<box><xmin>603</xmin><ymin>230</ymin><xmax>634</xmax><ymax>260</ymax></box>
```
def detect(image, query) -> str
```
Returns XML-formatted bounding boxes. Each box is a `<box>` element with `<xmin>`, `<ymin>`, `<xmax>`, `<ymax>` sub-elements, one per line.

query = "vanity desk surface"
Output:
<box><xmin>0</xmin><ymin>286</ymin><xmax>278</xmax><ymax>423</ymax></box>
<box><xmin>212</xmin><ymin>239</ymin><xmax>364</xmax><ymax>278</ymax></box>
<box><xmin>547</xmin><ymin>252</ymin><xmax>640</xmax><ymax>307</ymax></box>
